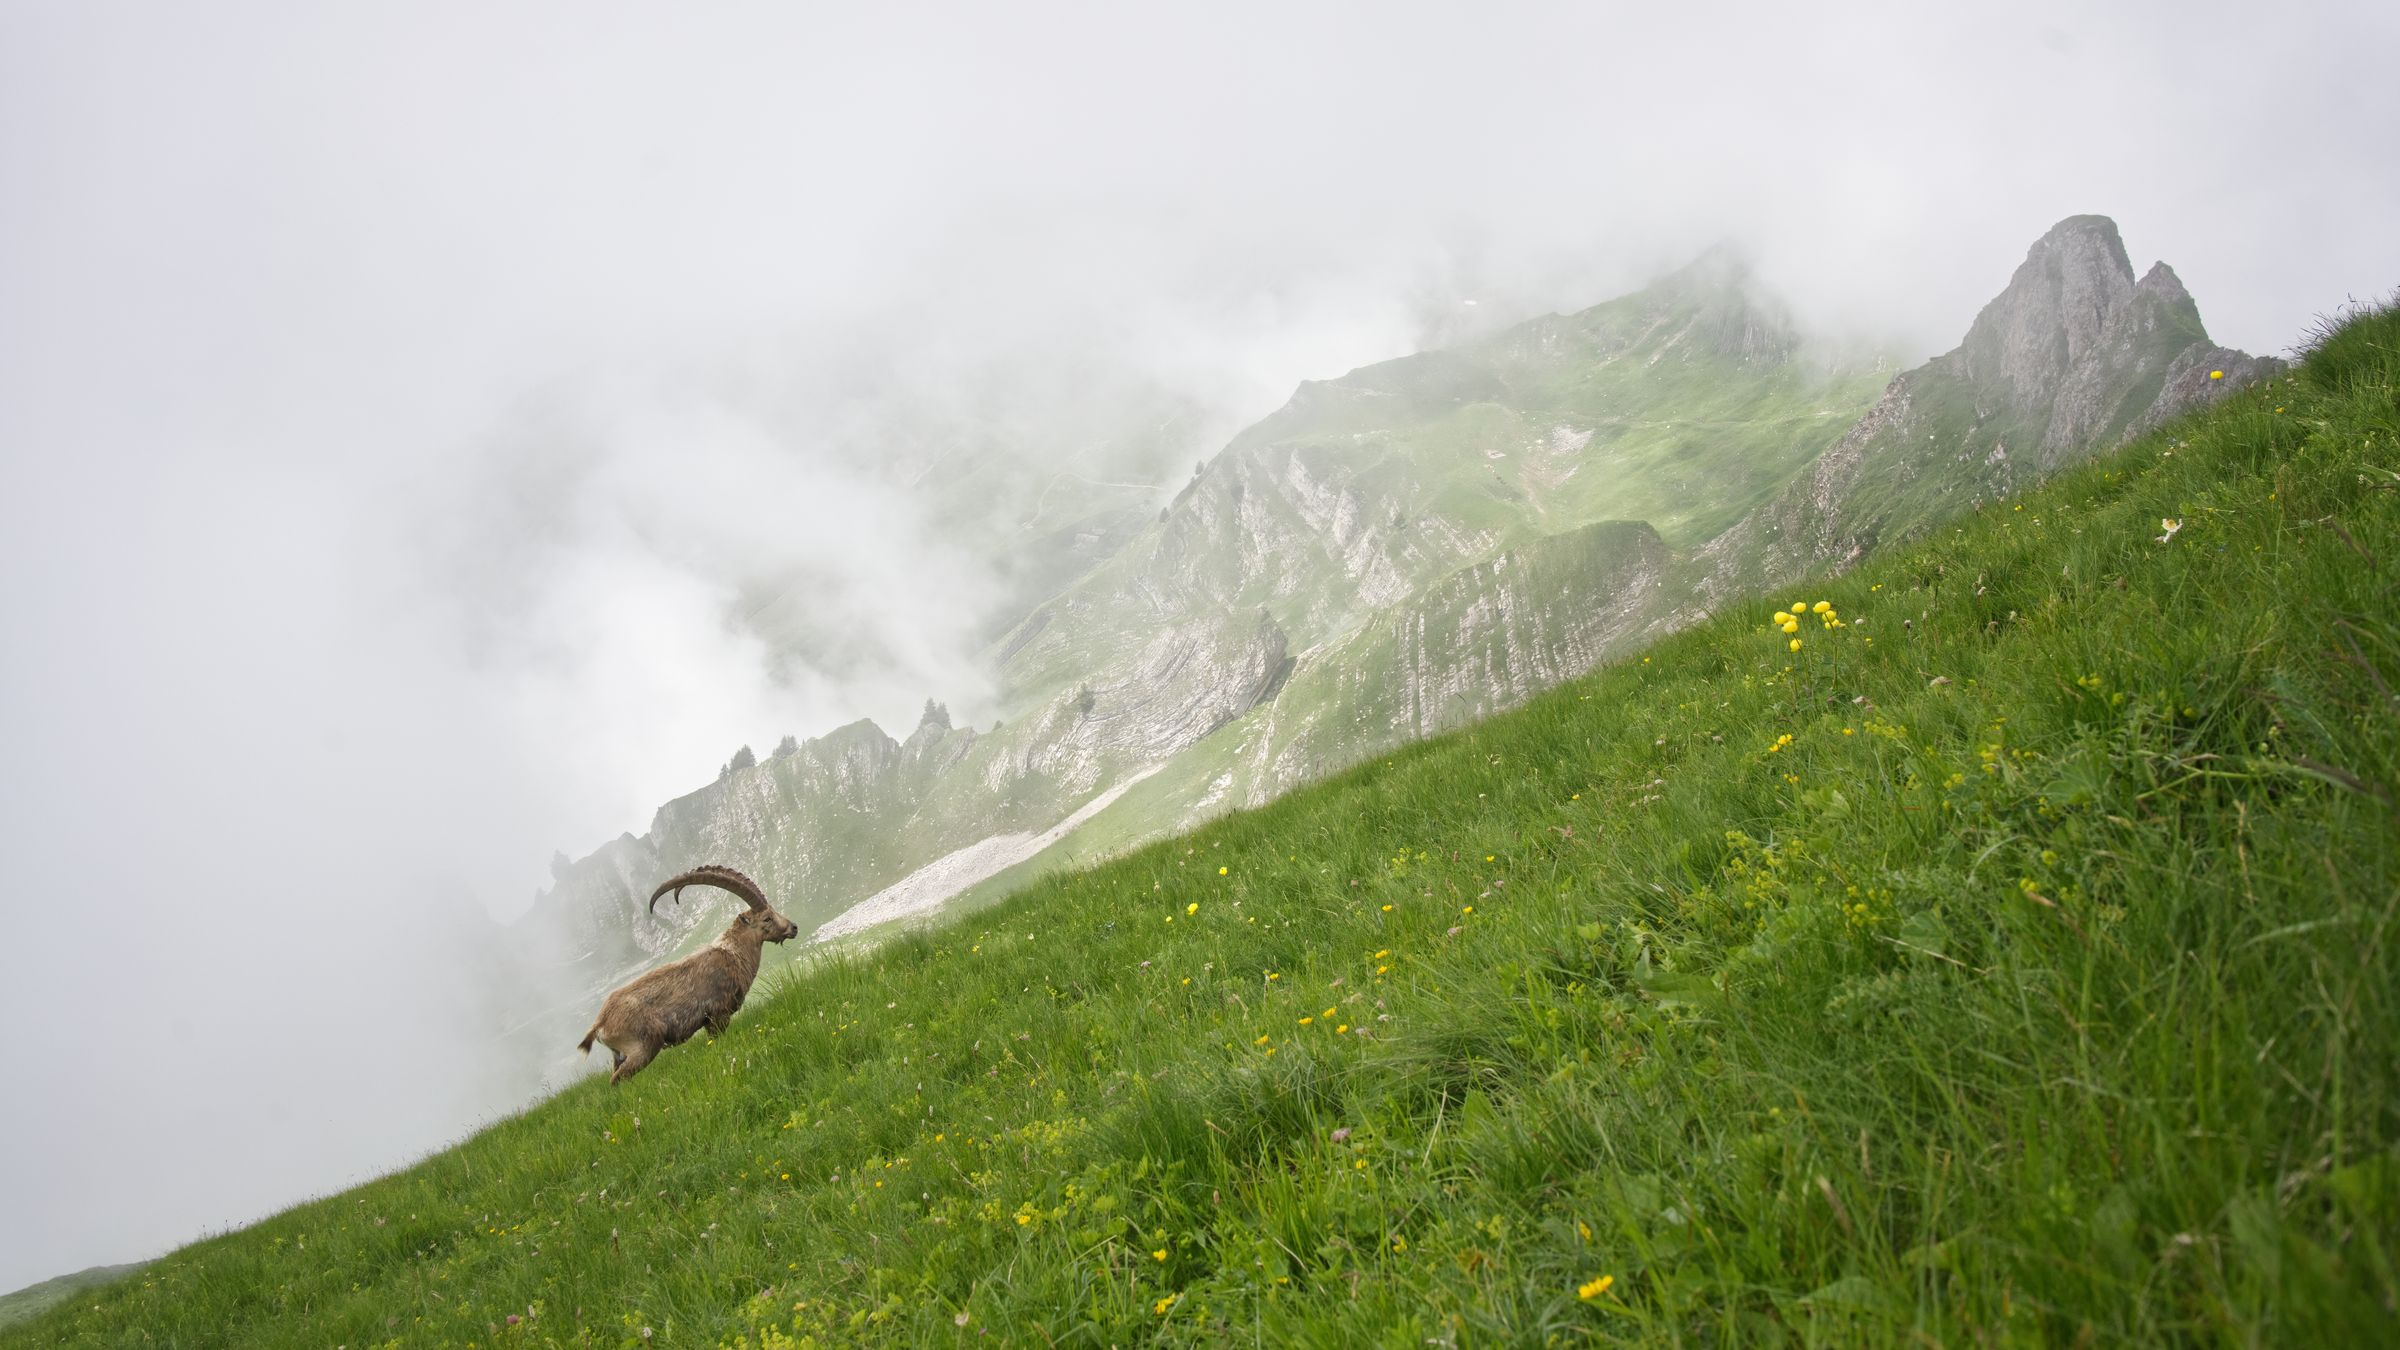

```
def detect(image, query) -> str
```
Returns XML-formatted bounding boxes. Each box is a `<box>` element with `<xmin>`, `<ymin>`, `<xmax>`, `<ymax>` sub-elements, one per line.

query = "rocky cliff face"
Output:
<box><xmin>1179</xmin><ymin>518</ymin><xmax>1691</xmax><ymax>812</ymax></box>
<box><xmin>1949</xmin><ymin>216</ymin><xmax>2278</xmax><ymax>463</ymax></box>
<box><xmin>526</xmin><ymin>712</ymin><xmax>987</xmax><ymax>967</ymax></box>
<box><xmin>521</xmin><ymin>593</ymin><xmax>1298</xmax><ymax>1008</ymax></box>
<box><xmin>1702</xmin><ymin>215</ymin><xmax>2282</xmax><ymax>592</ymax></box>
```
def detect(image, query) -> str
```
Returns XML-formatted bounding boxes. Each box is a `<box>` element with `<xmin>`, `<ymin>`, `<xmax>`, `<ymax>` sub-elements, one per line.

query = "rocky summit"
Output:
<box><xmin>1951</xmin><ymin>215</ymin><xmax>2280</xmax><ymax>461</ymax></box>
<box><xmin>1702</xmin><ymin>214</ymin><xmax>2280</xmax><ymax>588</ymax></box>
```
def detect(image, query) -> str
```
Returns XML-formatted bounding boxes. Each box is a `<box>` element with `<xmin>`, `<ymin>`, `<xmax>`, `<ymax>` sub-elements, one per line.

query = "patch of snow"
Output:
<box><xmin>811</xmin><ymin>765</ymin><xmax>1165</xmax><ymax>942</ymax></box>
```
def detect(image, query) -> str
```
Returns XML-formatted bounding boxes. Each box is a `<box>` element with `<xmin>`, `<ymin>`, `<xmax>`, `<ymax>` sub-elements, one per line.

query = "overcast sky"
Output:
<box><xmin>1</xmin><ymin>0</ymin><xmax>2392</xmax><ymax>1295</ymax></box>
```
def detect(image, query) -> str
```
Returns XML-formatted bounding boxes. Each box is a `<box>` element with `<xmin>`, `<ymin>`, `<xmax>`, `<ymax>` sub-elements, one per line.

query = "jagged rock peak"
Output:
<box><xmin>1646</xmin><ymin>240</ymin><xmax>1754</xmax><ymax>292</ymax></box>
<box><xmin>1640</xmin><ymin>241</ymin><xmax>1801</xmax><ymax>362</ymax></box>
<box><xmin>1699</xmin><ymin>210</ymin><xmax>2283</xmax><ymax>595</ymax></box>
<box><xmin>1958</xmin><ymin>214</ymin><xmax>2141</xmax><ymax>385</ymax></box>
<box><xmin>2037</xmin><ymin>211</ymin><xmax>2132</xmax><ymax>255</ymax></box>
<box><xmin>2137</xmin><ymin>260</ymin><xmax>2193</xmax><ymax>306</ymax></box>
<box><xmin>902</xmin><ymin>698</ymin><xmax>957</xmax><ymax>754</ymax></box>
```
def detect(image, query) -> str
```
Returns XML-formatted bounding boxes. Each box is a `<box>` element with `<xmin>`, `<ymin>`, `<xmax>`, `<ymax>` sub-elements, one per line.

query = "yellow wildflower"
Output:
<box><xmin>1186</xmin><ymin>902</ymin><xmax>1198</xmax><ymax>915</ymax></box>
<box><xmin>1789</xmin><ymin>638</ymin><xmax>1802</xmax><ymax>652</ymax></box>
<box><xmin>1154</xmin><ymin>1293</ymin><xmax>1178</xmax><ymax>1314</ymax></box>
<box><xmin>1811</xmin><ymin>601</ymin><xmax>1830</xmax><ymax>613</ymax></box>
<box><xmin>1217</xmin><ymin>866</ymin><xmax>1228</xmax><ymax>876</ymax></box>
<box><xmin>1578</xmin><ymin>1274</ymin><xmax>1615</xmax><ymax>1300</ymax></box>
<box><xmin>1323</xmin><ymin>1006</ymin><xmax>1337</xmax><ymax>1017</ymax></box>
<box><xmin>1152</xmin><ymin>1248</ymin><xmax>1167</xmax><ymax>1262</ymax></box>
<box><xmin>1374</xmin><ymin>949</ymin><xmax>1390</xmax><ymax>959</ymax></box>
<box><xmin>1299</xmin><ymin>1016</ymin><xmax>1314</xmax><ymax>1025</ymax></box>
<box><xmin>2209</xmin><ymin>369</ymin><xmax>2223</xmax><ymax>379</ymax></box>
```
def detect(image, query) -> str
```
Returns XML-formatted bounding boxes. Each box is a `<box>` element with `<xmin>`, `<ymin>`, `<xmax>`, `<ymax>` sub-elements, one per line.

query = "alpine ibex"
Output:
<box><xmin>578</xmin><ymin>865</ymin><xmax>800</xmax><ymax>1083</ymax></box>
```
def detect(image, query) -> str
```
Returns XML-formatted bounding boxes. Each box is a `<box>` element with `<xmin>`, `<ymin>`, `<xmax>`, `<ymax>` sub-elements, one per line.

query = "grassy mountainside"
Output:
<box><xmin>19</xmin><ymin>304</ymin><xmax>2397</xmax><ymax>1347</ymax></box>
<box><xmin>0</xmin><ymin>1269</ymin><xmax>145</xmax><ymax>1334</ymax></box>
<box><xmin>996</xmin><ymin>256</ymin><xmax>1890</xmax><ymax>711</ymax></box>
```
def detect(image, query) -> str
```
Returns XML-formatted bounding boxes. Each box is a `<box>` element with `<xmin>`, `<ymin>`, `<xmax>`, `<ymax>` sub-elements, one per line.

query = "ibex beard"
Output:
<box><xmin>578</xmin><ymin>865</ymin><xmax>801</xmax><ymax>1083</ymax></box>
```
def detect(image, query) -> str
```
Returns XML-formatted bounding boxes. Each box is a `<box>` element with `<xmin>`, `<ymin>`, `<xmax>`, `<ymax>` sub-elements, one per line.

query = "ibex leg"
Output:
<box><xmin>610</xmin><ymin>1042</ymin><xmax>659</xmax><ymax>1084</ymax></box>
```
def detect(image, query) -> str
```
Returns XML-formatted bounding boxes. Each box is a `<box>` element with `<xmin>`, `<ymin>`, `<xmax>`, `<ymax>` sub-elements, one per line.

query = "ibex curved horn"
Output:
<box><xmin>648</xmin><ymin>865</ymin><xmax>769</xmax><ymax>916</ymax></box>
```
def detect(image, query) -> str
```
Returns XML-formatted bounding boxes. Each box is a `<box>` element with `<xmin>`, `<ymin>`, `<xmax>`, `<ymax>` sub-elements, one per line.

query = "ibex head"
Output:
<box><xmin>648</xmin><ymin>865</ymin><xmax>800</xmax><ymax>944</ymax></box>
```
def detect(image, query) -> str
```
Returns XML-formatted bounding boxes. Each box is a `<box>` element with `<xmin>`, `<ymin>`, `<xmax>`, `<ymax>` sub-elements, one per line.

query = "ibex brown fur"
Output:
<box><xmin>578</xmin><ymin>865</ymin><xmax>800</xmax><ymax>1083</ymax></box>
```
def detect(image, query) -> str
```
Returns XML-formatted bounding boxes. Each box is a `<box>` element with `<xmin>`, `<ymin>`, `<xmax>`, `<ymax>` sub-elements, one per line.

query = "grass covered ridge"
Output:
<box><xmin>15</xmin><ymin>307</ymin><xmax>2400</xmax><ymax>1347</ymax></box>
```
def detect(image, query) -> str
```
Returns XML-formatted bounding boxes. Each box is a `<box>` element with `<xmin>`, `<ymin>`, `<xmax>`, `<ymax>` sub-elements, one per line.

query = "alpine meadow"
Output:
<box><xmin>7</xmin><ymin>288</ymin><xmax>2396</xmax><ymax>1343</ymax></box>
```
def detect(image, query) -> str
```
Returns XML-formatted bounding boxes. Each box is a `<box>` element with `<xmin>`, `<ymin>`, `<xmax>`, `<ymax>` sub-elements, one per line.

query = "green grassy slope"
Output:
<box><xmin>1238</xmin><ymin>270</ymin><xmax>1885</xmax><ymax>555</ymax></box>
<box><xmin>0</xmin><ymin>1269</ymin><xmax>145</xmax><ymax>1334</ymax></box>
<box><xmin>16</xmin><ymin>307</ymin><xmax>2398</xmax><ymax>1347</ymax></box>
